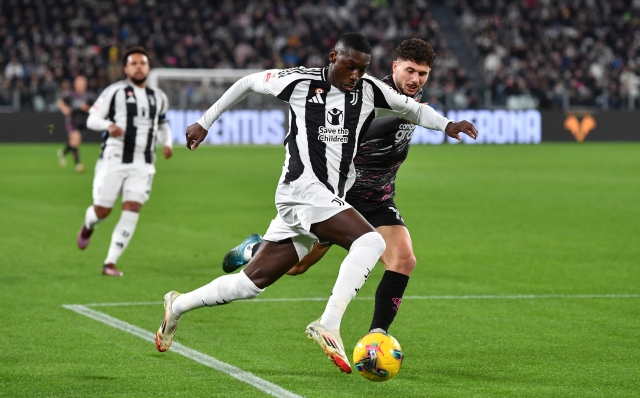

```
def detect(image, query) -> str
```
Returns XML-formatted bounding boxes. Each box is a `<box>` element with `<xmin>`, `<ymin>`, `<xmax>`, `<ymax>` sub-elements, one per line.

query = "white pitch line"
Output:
<box><xmin>63</xmin><ymin>304</ymin><xmax>302</xmax><ymax>398</ymax></box>
<box><xmin>79</xmin><ymin>293</ymin><xmax>640</xmax><ymax>307</ymax></box>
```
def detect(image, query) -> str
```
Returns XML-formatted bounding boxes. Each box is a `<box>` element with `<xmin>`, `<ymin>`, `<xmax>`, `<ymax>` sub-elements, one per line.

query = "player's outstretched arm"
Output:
<box><xmin>188</xmin><ymin>69</ymin><xmax>291</xmax><ymax>150</ymax></box>
<box><xmin>367</xmin><ymin>76</ymin><xmax>478</xmax><ymax>140</ymax></box>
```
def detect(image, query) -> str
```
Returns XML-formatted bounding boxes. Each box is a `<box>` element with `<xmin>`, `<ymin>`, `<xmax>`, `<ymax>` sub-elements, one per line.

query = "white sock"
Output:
<box><xmin>243</xmin><ymin>243</ymin><xmax>257</xmax><ymax>262</ymax></box>
<box><xmin>84</xmin><ymin>206</ymin><xmax>104</xmax><ymax>230</ymax></box>
<box><xmin>104</xmin><ymin>210</ymin><xmax>139</xmax><ymax>265</ymax></box>
<box><xmin>320</xmin><ymin>232</ymin><xmax>386</xmax><ymax>331</ymax></box>
<box><xmin>172</xmin><ymin>270</ymin><xmax>264</xmax><ymax>316</ymax></box>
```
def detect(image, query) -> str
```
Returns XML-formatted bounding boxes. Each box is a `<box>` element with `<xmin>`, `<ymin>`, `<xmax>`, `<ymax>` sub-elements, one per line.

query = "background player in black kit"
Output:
<box><xmin>56</xmin><ymin>75</ymin><xmax>96</xmax><ymax>173</ymax></box>
<box><xmin>224</xmin><ymin>38</ymin><xmax>440</xmax><ymax>336</ymax></box>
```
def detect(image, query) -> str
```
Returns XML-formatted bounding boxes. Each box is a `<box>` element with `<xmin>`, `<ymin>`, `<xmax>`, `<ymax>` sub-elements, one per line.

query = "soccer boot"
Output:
<box><xmin>57</xmin><ymin>149</ymin><xmax>67</xmax><ymax>168</ymax></box>
<box><xmin>222</xmin><ymin>233</ymin><xmax>262</xmax><ymax>273</ymax></box>
<box><xmin>75</xmin><ymin>163</ymin><xmax>85</xmax><ymax>173</ymax></box>
<box><xmin>305</xmin><ymin>319</ymin><xmax>352</xmax><ymax>374</ymax></box>
<box><xmin>102</xmin><ymin>263</ymin><xmax>123</xmax><ymax>277</ymax></box>
<box><xmin>77</xmin><ymin>226</ymin><xmax>93</xmax><ymax>250</ymax></box>
<box><xmin>156</xmin><ymin>291</ymin><xmax>181</xmax><ymax>352</ymax></box>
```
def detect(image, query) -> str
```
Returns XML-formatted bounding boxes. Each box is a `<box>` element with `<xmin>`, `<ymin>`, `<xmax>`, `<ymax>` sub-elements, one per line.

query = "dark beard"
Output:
<box><xmin>130</xmin><ymin>76</ymin><xmax>147</xmax><ymax>85</ymax></box>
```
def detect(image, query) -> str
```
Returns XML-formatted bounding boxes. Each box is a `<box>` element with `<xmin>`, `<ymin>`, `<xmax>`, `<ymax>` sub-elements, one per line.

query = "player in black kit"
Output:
<box><xmin>56</xmin><ymin>75</ymin><xmax>96</xmax><ymax>172</ymax></box>
<box><xmin>223</xmin><ymin>38</ymin><xmax>440</xmax><ymax>336</ymax></box>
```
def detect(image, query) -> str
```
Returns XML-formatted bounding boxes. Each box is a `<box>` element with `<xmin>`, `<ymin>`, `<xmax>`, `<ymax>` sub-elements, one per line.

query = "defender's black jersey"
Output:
<box><xmin>61</xmin><ymin>90</ymin><xmax>96</xmax><ymax>118</ymax></box>
<box><xmin>346</xmin><ymin>75</ymin><xmax>423</xmax><ymax>205</ymax></box>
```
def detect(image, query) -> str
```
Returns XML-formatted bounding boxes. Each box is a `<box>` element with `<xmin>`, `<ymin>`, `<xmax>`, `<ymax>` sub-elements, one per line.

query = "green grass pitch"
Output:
<box><xmin>1</xmin><ymin>142</ymin><xmax>639</xmax><ymax>397</ymax></box>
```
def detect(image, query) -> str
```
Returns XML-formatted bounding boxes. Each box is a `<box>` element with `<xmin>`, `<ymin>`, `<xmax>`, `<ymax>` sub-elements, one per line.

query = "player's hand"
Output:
<box><xmin>445</xmin><ymin>120</ymin><xmax>478</xmax><ymax>141</ymax></box>
<box><xmin>163</xmin><ymin>146</ymin><xmax>173</xmax><ymax>159</ymax></box>
<box><xmin>185</xmin><ymin>123</ymin><xmax>208</xmax><ymax>150</ymax></box>
<box><xmin>108</xmin><ymin>124</ymin><xmax>124</xmax><ymax>137</ymax></box>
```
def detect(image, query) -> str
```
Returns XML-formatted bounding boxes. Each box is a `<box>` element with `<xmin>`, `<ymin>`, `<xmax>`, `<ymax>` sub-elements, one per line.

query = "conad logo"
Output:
<box><xmin>564</xmin><ymin>114</ymin><xmax>596</xmax><ymax>142</ymax></box>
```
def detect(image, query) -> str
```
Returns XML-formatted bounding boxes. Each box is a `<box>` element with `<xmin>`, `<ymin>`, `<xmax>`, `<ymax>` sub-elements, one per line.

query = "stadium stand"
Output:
<box><xmin>0</xmin><ymin>0</ymin><xmax>471</xmax><ymax>111</ymax></box>
<box><xmin>3</xmin><ymin>0</ymin><xmax>636</xmax><ymax>111</ymax></box>
<box><xmin>451</xmin><ymin>0</ymin><xmax>640</xmax><ymax>109</ymax></box>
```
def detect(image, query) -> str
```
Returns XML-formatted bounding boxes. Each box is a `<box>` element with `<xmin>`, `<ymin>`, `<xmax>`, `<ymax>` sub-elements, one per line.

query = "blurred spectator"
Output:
<box><xmin>4</xmin><ymin>54</ymin><xmax>24</xmax><ymax>80</ymax></box>
<box><xmin>0</xmin><ymin>0</ymin><xmax>467</xmax><ymax>111</ymax></box>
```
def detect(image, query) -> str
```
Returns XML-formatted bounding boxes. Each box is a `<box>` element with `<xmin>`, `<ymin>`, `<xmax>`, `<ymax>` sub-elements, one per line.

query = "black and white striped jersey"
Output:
<box><xmin>87</xmin><ymin>79</ymin><xmax>172</xmax><ymax>164</ymax></box>
<box><xmin>197</xmin><ymin>66</ymin><xmax>451</xmax><ymax>198</ymax></box>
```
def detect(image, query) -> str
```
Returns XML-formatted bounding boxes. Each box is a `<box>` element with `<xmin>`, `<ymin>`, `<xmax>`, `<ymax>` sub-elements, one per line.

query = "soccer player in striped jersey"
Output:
<box><xmin>155</xmin><ymin>33</ymin><xmax>477</xmax><ymax>373</ymax></box>
<box><xmin>77</xmin><ymin>47</ymin><xmax>173</xmax><ymax>277</ymax></box>
<box><xmin>224</xmin><ymin>38</ymin><xmax>440</xmax><ymax>339</ymax></box>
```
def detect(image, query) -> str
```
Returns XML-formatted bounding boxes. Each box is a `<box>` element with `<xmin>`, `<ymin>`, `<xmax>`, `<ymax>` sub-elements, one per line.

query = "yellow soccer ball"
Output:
<box><xmin>353</xmin><ymin>332</ymin><xmax>404</xmax><ymax>382</ymax></box>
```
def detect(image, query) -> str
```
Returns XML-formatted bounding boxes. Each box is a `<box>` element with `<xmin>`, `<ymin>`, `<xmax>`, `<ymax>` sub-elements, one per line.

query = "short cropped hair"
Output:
<box><xmin>335</xmin><ymin>32</ymin><xmax>372</xmax><ymax>55</ymax></box>
<box><xmin>396</xmin><ymin>38</ymin><xmax>436</xmax><ymax>67</ymax></box>
<box><xmin>122</xmin><ymin>46</ymin><xmax>149</xmax><ymax>67</ymax></box>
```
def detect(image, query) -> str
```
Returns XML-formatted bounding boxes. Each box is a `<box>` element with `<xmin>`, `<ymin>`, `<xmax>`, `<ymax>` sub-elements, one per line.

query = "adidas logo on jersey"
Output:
<box><xmin>308</xmin><ymin>88</ymin><xmax>325</xmax><ymax>104</ymax></box>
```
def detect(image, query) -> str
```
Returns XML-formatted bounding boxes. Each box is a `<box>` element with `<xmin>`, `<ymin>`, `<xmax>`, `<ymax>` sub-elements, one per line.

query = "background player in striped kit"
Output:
<box><xmin>224</xmin><ymin>38</ymin><xmax>445</xmax><ymax>338</ymax></box>
<box><xmin>155</xmin><ymin>33</ymin><xmax>477</xmax><ymax>373</ymax></box>
<box><xmin>77</xmin><ymin>47</ymin><xmax>173</xmax><ymax>277</ymax></box>
<box><xmin>56</xmin><ymin>75</ymin><xmax>96</xmax><ymax>173</ymax></box>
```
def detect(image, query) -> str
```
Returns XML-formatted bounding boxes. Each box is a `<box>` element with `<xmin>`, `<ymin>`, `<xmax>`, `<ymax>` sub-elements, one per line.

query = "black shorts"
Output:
<box><xmin>66</xmin><ymin>114</ymin><xmax>89</xmax><ymax>132</ymax></box>
<box><xmin>349</xmin><ymin>198</ymin><xmax>406</xmax><ymax>228</ymax></box>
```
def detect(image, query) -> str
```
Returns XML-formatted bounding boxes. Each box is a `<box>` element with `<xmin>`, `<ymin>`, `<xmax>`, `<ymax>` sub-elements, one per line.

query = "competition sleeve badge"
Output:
<box><xmin>308</xmin><ymin>88</ymin><xmax>325</xmax><ymax>104</ymax></box>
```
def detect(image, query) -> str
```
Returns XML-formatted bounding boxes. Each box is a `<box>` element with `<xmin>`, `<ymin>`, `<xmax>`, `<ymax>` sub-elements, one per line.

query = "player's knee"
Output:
<box><xmin>122</xmin><ymin>201</ymin><xmax>142</xmax><ymax>212</ymax></box>
<box><xmin>69</xmin><ymin>131</ymin><xmax>81</xmax><ymax>146</ymax></box>
<box><xmin>389</xmin><ymin>253</ymin><xmax>416</xmax><ymax>275</ymax></box>
<box><xmin>93</xmin><ymin>205</ymin><xmax>112</xmax><ymax>219</ymax></box>
<box><xmin>352</xmin><ymin>231</ymin><xmax>386</xmax><ymax>257</ymax></box>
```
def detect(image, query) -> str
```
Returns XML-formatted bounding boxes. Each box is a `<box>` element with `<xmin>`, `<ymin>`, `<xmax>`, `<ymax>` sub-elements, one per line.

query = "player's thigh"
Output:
<box><xmin>92</xmin><ymin>162</ymin><xmax>124</xmax><ymax>208</ymax></box>
<box><xmin>376</xmin><ymin>225</ymin><xmax>416</xmax><ymax>276</ymax></box>
<box><xmin>122</xmin><ymin>170</ymin><xmax>154</xmax><ymax>205</ymax></box>
<box><xmin>311</xmin><ymin>207</ymin><xmax>376</xmax><ymax>250</ymax></box>
<box><xmin>69</xmin><ymin>130</ymin><xmax>82</xmax><ymax>146</ymax></box>
<box><xmin>243</xmin><ymin>240</ymin><xmax>300</xmax><ymax>289</ymax></box>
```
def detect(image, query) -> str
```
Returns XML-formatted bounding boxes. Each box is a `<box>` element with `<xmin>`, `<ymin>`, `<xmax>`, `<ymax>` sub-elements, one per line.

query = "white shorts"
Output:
<box><xmin>92</xmin><ymin>153</ymin><xmax>156</xmax><ymax>208</ymax></box>
<box><xmin>263</xmin><ymin>177</ymin><xmax>352</xmax><ymax>260</ymax></box>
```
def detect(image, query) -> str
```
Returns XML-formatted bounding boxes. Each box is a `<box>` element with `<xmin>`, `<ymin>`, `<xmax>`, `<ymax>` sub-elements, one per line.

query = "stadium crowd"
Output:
<box><xmin>4</xmin><ymin>0</ymin><xmax>636</xmax><ymax>111</ymax></box>
<box><xmin>453</xmin><ymin>0</ymin><xmax>640</xmax><ymax>109</ymax></box>
<box><xmin>0</xmin><ymin>0</ymin><xmax>471</xmax><ymax>111</ymax></box>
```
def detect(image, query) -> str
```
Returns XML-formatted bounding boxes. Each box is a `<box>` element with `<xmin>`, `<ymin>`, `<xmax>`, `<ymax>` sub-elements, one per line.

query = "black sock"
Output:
<box><xmin>69</xmin><ymin>147</ymin><xmax>80</xmax><ymax>164</ymax></box>
<box><xmin>63</xmin><ymin>143</ymin><xmax>72</xmax><ymax>155</ymax></box>
<box><xmin>369</xmin><ymin>270</ymin><xmax>409</xmax><ymax>333</ymax></box>
<box><xmin>251</xmin><ymin>241</ymin><xmax>262</xmax><ymax>257</ymax></box>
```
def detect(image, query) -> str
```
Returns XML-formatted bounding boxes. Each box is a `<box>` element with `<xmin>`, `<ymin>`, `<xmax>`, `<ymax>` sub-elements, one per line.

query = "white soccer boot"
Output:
<box><xmin>57</xmin><ymin>149</ymin><xmax>67</xmax><ymax>167</ymax></box>
<box><xmin>155</xmin><ymin>291</ymin><xmax>181</xmax><ymax>352</ymax></box>
<box><xmin>305</xmin><ymin>319</ymin><xmax>352</xmax><ymax>373</ymax></box>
